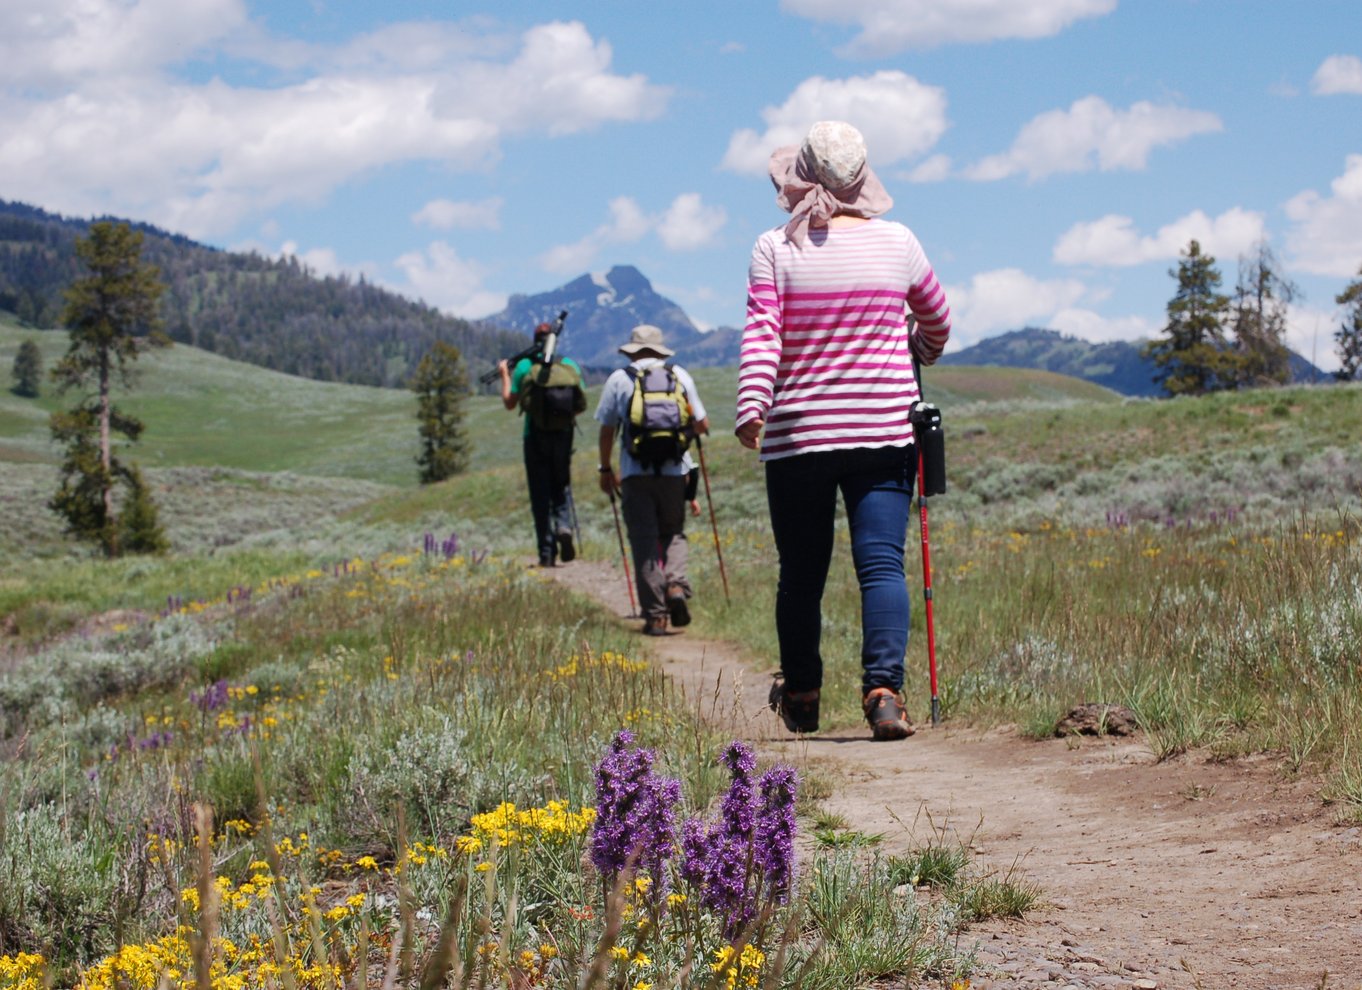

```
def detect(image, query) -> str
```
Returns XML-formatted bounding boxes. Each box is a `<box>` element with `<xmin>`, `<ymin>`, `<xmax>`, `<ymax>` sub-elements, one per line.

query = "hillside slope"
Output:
<box><xmin>0</xmin><ymin>199</ymin><xmax>525</xmax><ymax>388</ymax></box>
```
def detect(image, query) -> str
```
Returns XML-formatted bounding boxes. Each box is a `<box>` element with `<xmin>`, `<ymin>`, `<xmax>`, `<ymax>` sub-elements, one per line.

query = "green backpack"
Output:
<box><xmin>520</xmin><ymin>358</ymin><xmax>587</xmax><ymax>431</ymax></box>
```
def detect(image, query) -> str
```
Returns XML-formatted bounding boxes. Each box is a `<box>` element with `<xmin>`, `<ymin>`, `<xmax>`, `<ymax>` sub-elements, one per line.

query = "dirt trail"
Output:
<box><xmin>544</xmin><ymin>558</ymin><xmax>1362</xmax><ymax>990</ymax></box>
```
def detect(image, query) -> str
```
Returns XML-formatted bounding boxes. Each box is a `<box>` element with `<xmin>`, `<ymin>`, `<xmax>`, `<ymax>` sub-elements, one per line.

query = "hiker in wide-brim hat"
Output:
<box><xmin>736</xmin><ymin>120</ymin><xmax>955</xmax><ymax>741</ymax></box>
<box><xmin>617</xmin><ymin>324</ymin><xmax>675</xmax><ymax>359</ymax></box>
<box><xmin>595</xmin><ymin>324</ymin><xmax>708</xmax><ymax>637</ymax></box>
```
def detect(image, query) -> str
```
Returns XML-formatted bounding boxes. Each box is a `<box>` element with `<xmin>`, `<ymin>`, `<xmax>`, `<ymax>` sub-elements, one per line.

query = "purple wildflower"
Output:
<box><xmin>190</xmin><ymin>679</ymin><xmax>230</xmax><ymax>714</ymax></box>
<box><xmin>754</xmin><ymin>765</ymin><xmax>798</xmax><ymax>901</ymax></box>
<box><xmin>679</xmin><ymin>816</ymin><xmax>709</xmax><ymax>889</ymax></box>
<box><xmin>589</xmin><ymin>731</ymin><xmax>682</xmax><ymax>902</ymax></box>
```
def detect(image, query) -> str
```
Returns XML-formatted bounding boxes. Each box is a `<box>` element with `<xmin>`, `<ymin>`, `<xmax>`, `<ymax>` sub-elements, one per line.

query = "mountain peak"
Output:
<box><xmin>484</xmin><ymin>266</ymin><xmax>705</xmax><ymax>368</ymax></box>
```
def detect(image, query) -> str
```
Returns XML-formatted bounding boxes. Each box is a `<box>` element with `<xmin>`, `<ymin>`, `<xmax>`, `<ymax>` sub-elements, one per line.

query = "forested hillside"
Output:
<box><xmin>0</xmin><ymin>200</ymin><xmax>526</xmax><ymax>387</ymax></box>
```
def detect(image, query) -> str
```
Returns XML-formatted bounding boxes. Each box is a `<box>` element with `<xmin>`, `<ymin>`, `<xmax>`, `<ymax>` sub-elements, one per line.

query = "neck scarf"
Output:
<box><xmin>769</xmin><ymin>143</ymin><xmax>893</xmax><ymax>247</ymax></box>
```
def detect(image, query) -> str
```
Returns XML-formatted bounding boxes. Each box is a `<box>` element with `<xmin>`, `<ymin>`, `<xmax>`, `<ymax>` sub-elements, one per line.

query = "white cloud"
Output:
<box><xmin>540</xmin><ymin>194</ymin><xmax>728</xmax><ymax>273</ymax></box>
<box><xmin>965</xmin><ymin>96</ymin><xmax>1222</xmax><ymax>181</ymax></box>
<box><xmin>1284</xmin><ymin>302</ymin><xmax>1342</xmax><ymax>374</ymax></box>
<box><xmin>1285</xmin><ymin>154</ymin><xmax>1362</xmax><ymax>277</ymax></box>
<box><xmin>0</xmin><ymin>16</ymin><xmax>669</xmax><ymax>239</ymax></box>
<box><xmin>412</xmin><ymin>197</ymin><xmax>503</xmax><ymax>231</ymax></box>
<box><xmin>0</xmin><ymin>0</ymin><xmax>248</xmax><ymax>88</ymax></box>
<box><xmin>780</xmin><ymin>0</ymin><xmax>1116</xmax><ymax>55</ymax></box>
<box><xmin>902</xmin><ymin>154</ymin><xmax>952</xmax><ymax>183</ymax></box>
<box><xmin>279</xmin><ymin>241</ymin><xmax>348</xmax><ymax>279</ymax></box>
<box><xmin>1311</xmin><ymin>54</ymin><xmax>1362</xmax><ymax>96</ymax></box>
<box><xmin>394</xmin><ymin>241</ymin><xmax>506</xmax><ymax>317</ymax></box>
<box><xmin>1049</xmin><ymin>308</ymin><xmax>1156</xmax><ymax>344</ymax></box>
<box><xmin>944</xmin><ymin>268</ymin><xmax>1087</xmax><ymax>345</ymax></box>
<box><xmin>1053</xmin><ymin>208</ymin><xmax>1266</xmax><ymax>267</ymax></box>
<box><xmin>720</xmin><ymin>71</ymin><xmax>948</xmax><ymax>175</ymax></box>
<box><xmin>657</xmin><ymin>194</ymin><xmax>728</xmax><ymax>251</ymax></box>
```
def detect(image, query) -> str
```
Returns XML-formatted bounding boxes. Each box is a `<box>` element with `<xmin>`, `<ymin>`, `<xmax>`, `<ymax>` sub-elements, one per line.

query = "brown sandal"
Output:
<box><xmin>863</xmin><ymin>688</ymin><xmax>915</xmax><ymax>741</ymax></box>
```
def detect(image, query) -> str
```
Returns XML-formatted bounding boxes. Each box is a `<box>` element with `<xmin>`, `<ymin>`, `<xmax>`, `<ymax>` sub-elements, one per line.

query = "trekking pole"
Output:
<box><xmin>567</xmin><ymin>484</ymin><xmax>583</xmax><ymax>552</ymax></box>
<box><xmin>917</xmin><ymin>444</ymin><xmax>941</xmax><ymax>727</ymax></box>
<box><xmin>607</xmin><ymin>488</ymin><xmax>638</xmax><ymax>616</ymax></box>
<box><xmin>694</xmin><ymin>436</ymin><xmax>730</xmax><ymax>603</ymax></box>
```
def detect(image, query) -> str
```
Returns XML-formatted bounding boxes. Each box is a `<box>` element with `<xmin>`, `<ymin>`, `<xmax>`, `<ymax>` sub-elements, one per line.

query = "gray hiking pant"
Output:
<box><xmin>620</xmin><ymin>474</ymin><xmax>691</xmax><ymax>621</ymax></box>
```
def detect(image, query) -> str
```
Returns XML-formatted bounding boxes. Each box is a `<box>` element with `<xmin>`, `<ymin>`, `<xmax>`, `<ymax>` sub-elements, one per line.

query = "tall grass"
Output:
<box><xmin>1</xmin><ymin>541</ymin><xmax>1003</xmax><ymax>986</ymax></box>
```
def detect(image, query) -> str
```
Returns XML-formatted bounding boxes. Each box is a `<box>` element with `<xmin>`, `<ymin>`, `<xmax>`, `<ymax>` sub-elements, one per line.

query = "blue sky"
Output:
<box><xmin>3</xmin><ymin>0</ymin><xmax>1360</xmax><ymax>370</ymax></box>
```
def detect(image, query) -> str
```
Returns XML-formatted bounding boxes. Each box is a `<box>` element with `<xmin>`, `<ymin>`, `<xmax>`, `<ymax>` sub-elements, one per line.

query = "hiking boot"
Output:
<box><xmin>863</xmin><ymin>687</ymin><xmax>915</xmax><ymax>741</ymax></box>
<box><xmin>557</xmin><ymin>530</ymin><xmax>575</xmax><ymax>563</ymax></box>
<box><xmin>537</xmin><ymin>552</ymin><xmax>555</xmax><ymax>568</ymax></box>
<box><xmin>642</xmin><ymin>616</ymin><xmax>672</xmax><ymax>636</ymax></box>
<box><xmin>768</xmin><ymin>677</ymin><xmax>819</xmax><ymax>733</ymax></box>
<box><xmin>665</xmin><ymin>583</ymin><xmax>691</xmax><ymax>628</ymax></box>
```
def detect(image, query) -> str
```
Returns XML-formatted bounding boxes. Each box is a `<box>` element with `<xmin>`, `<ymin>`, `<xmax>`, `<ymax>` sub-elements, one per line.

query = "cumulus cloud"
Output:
<box><xmin>965</xmin><ymin>96</ymin><xmax>1222</xmax><ymax>181</ymax></box>
<box><xmin>657</xmin><ymin>194</ymin><xmax>728</xmax><ymax>251</ymax></box>
<box><xmin>0</xmin><ymin>15</ymin><xmax>670</xmax><ymax>239</ymax></box>
<box><xmin>720</xmin><ymin>71</ymin><xmax>948</xmax><ymax>175</ymax></box>
<box><xmin>780</xmin><ymin>0</ymin><xmax>1116</xmax><ymax>56</ymax></box>
<box><xmin>944</xmin><ymin>268</ymin><xmax>1088</xmax><ymax>345</ymax></box>
<box><xmin>394</xmin><ymin>241</ymin><xmax>506</xmax><ymax>317</ymax></box>
<box><xmin>902</xmin><ymin>154</ymin><xmax>952</xmax><ymax>183</ymax></box>
<box><xmin>1282</xmin><ymin>302</ymin><xmax>1342</xmax><ymax>373</ymax></box>
<box><xmin>1284</xmin><ymin>154</ymin><xmax>1362</xmax><ymax>277</ymax></box>
<box><xmin>1053</xmin><ymin>208</ymin><xmax>1266</xmax><ymax>267</ymax></box>
<box><xmin>540</xmin><ymin>194</ymin><xmax>727</xmax><ymax>274</ymax></box>
<box><xmin>1049</xmin><ymin>308</ymin><xmax>1157</xmax><ymax>344</ymax></box>
<box><xmin>0</xmin><ymin>0</ymin><xmax>248</xmax><ymax>88</ymax></box>
<box><xmin>412</xmin><ymin>198</ymin><xmax>503</xmax><ymax>231</ymax></box>
<box><xmin>1311</xmin><ymin>55</ymin><xmax>1362</xmax><ymax>96</ymax></box>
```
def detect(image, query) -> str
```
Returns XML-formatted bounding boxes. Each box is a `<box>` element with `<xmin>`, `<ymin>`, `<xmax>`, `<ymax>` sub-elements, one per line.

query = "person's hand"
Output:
<box><xmin>689</xmin><ymin>498</ymin><xmax>701</xmax><ymax>517</ymax></box>
<box><xmin>736</xmin><ymin>418</ymin><xmax>764</xmax><ymax>450</ymax></box>
<box><xmin>598</xmin><ymin>468</ymin><xmax>620</xmax><ymax>497</ymax></box>
<box><xmin>497</xmin><ymin>359</ymin><xmax>510</xmax><ymax>379</ymax></box>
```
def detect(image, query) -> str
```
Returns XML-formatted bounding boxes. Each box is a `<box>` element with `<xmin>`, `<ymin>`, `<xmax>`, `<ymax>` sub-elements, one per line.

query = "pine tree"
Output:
<box><xmin>10</xmin><ymin>339</ymin><xmax>42</xmax><ymax>397</ymax></box>
<box><xmin>1143</xmin><ymin>239</ymin><xmax>1237</xmax><ymax>396</ymax></box>
<box><xmin>411</xmin><ymin>341</ymin><xmax>471</xmax><ymax>483</ymax></box>
<box><xmin>1335</xmin><ymin>265</ymin><xmax>1362</xmax><ymax>382</ymax></box>
<box><xmin>118</xmin><ymin>464</ymin><xmax>169</xmax><ymax>554</ymax></box>
<box><xmin>1230</xmin><ymin>241</ymin><xmax>1297</xmax><ymax>387</ymax></box>
<box><xmin>49</xmin><ymin>222</ymin><xmax>168</xmax><ymax>556</ymax></box>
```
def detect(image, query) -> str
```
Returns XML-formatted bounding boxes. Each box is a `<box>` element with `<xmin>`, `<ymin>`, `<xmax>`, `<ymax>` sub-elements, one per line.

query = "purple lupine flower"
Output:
<box><xmin>700</xmin><ymin>742</ymin><xmax>759</xmax><ymax>933</ymax></box>
<box><xmin>753</xmin><ymin>765</ymin><xmax>798</xmax><ymax>901</ymax></box>
<box><xmin>678</xmin><ymin>815</ymin><xmax>709</xmax><ymax>890</ymax></box>
<box><xmin>190</xmin><ymin>679</ymin><xmax>230</xmax><ymax>714</ymax></box>
<box><xmin>589</xmin><ymin>731</ymin><xmax>681</xmax><ymax>901</ymax></box>
<box><xmin>424</xmin><ymin>532</ymin><xmax>436</xmax><ymax>556</ymax></box>
<box><xmin>441</xmin><ymin>532</ymin><xmax>460</xmax><ymax>559</ymax></box>
<box><xmin>590</xmin><ymin>730</ymin><xmax>655</xmax><ymax>877</ymax></box>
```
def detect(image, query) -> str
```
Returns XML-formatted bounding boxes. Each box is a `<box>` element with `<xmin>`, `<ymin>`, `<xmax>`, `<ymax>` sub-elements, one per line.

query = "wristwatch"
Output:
<box><xmin>598</xmin><ymin>464</ymin><xmax>613</xmax><ymax>473</ymax></box>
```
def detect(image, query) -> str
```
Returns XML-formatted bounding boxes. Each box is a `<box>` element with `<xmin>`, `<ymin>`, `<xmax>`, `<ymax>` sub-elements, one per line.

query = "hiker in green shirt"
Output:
<box><xmin>498</xmin><ymin>322</ymin><xmax>587</xmax><ymax>567</ymax></box>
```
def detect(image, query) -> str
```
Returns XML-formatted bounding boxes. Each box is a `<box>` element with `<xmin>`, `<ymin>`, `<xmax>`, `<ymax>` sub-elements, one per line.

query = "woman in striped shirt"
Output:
<box><xmin>736</xmin><ymin>120</ymin><xmax>952</xmax><ymax>741</ymax></box>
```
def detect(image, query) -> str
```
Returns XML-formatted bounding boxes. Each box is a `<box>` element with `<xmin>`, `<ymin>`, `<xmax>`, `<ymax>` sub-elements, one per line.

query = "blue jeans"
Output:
<box><xmin>765</xmin><ymin>445</ymin><xmax>916</xmax><ymax>696</ymax></box>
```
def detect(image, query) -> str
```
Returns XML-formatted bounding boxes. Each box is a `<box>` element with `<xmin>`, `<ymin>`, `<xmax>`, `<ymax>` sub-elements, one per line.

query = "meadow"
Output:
<box><xmin>2</xmin><ymin>314</ymin><xmax>1360</xmax><ymax>987</ymax></box>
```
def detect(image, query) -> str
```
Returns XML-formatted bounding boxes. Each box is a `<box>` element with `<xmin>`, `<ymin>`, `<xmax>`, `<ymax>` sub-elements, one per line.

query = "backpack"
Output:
<box><xmin>624</xmin><ymin>363</ymin><xmax>693</xmax><ymax>470</ymax></box>
<box><xmin>520</xmin><ymin>358</ymin><xmax>586</xmax><ymax>432</ymax></box>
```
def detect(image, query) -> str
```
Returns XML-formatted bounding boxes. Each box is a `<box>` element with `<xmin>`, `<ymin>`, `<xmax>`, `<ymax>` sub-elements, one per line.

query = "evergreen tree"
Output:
<box><xmin>118</xmin><ymin>464</ymin><xmax>169</xmax><ymax>554</ymax></box>
<box><xmin>49</xmin><ymin>222</ymin><xmax>168</xmax><ymax>556</ymax></box>
<box><xmin>411</xmin><ymin>341</ymin><xmax>471</xmax><ymax>483</ymax></box>
<box><xmin>1336</xmin><ymin>265</ymin><xmax>1362</xmax><ymax>382</ymax></box>
<box><xmin>1230</xmin><ymin>241</ymin><xmax>1297</xmax><ymax>387</ymax></box>
<box><xmin>1143</xmin><ymin>239</ymin><xmax>1237</xmax><ymax>396</ymax></box>
<box><xmin>10</xmin><ymin>339</ymin><xmax>42</xmax><ymax>397</ymax></box>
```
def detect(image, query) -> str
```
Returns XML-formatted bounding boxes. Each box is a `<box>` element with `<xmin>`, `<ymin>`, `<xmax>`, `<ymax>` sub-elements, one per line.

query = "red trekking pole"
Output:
<box><xmin>608</xmin><ymin>488</ymin><xmax>638</xmax><ymax>617</ymax></box>
<box><xmin>911</xmin><ymin>399</ymin><xmax>946</xmax><ymax>727</ymax></box>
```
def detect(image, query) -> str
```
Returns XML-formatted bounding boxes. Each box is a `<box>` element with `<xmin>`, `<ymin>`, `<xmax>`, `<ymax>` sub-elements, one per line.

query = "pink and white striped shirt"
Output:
<box><xmin>736</xmin><ymin>218</ymin><xmax>951</xmax><ymax>461</ymax></box>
